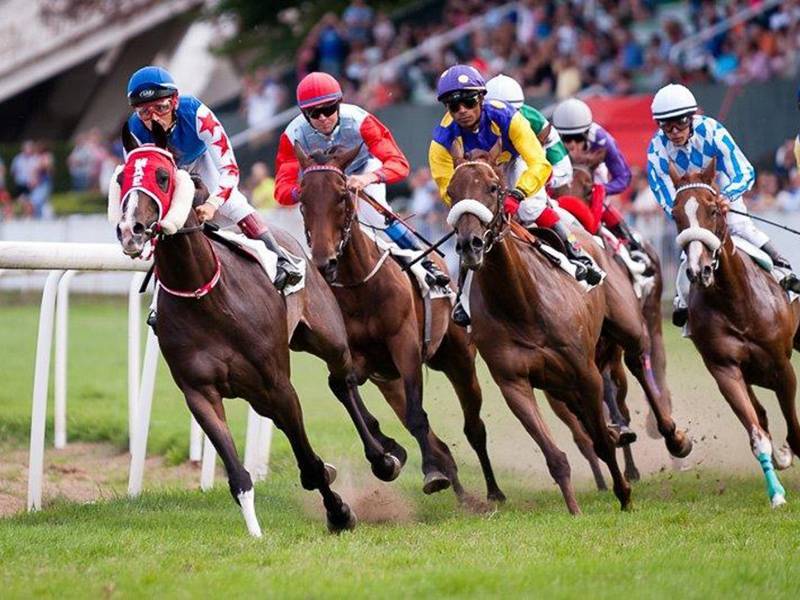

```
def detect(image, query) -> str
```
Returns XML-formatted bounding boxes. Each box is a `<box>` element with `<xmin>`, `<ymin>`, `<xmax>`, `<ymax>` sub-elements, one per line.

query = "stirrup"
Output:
<box><xmin>672</xmin><ymin>307</ymin><xmax>688</xmax><ymax>327</ymax></box>
<box><xmin>422</xmin><ymin>259</ymin><xmax>450</xmax><ymax>287</ymax></box>
<box><xmin>780</xmin><ymin>272</ymin><xmax>800</xmax><ymax>294</ymax></box>
<box><xmin>146</xmin><ymin>309</ymin><xmax>158</xmax><ymax>335</ymax></box>
<box><xmin>275</xmin><ymin>257</ymin><xmax>302</xmax><ymax>291</ymax></box>
<box><xmin>452</xmin><ymin>302</ymin><xmax>471</xmax><ymax>327</ymax></box>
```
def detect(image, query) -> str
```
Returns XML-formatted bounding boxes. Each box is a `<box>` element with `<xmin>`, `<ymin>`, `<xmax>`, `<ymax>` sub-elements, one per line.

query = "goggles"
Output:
<box><xmin>134</xmin><ymin>99</ymin><xmax>174</xmax><ymax>119</ymax></box>
<box><xmin>561</xmin><ymin>133</ymin><xmax>587</xmax><ymax>144</ymax></box>
<box><xmin>658</xmin><ymin>115</ymin><xmax>692</xmax><ymax>133</ymax></box>
<box><xmin>444</xmin><ymin>93</ymin><xmax>481</xmax><ymax>113</ymax></box>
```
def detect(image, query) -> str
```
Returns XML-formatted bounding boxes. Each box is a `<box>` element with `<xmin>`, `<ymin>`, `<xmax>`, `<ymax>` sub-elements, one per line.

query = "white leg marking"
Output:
<box><xmin>750</xmin><ymin>426</ymin><xmax>772</xmax><ymax>457</ymax></box>
<box><xmin>238</xmin><ymin>488</ymin><xmax>263</xmax><ymax>538</ymax></box>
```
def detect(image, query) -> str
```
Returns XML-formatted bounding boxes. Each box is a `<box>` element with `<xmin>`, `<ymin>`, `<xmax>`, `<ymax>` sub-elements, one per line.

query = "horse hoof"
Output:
<box><xmin>773</xmin><ymin>444</ymin><xmax>793</xmax><ymax>470</ymax></box>
<box><xmin>372</xmin><ymin>453</ymin><xmax>403</xmax><ymax>482</ymax></box>
<box><xmin>327</xmin><ymin>504</ymin><xmax>358</xmax><ymax>533</ymax></box>
<box><xmin>488</xmin><ymin>490</ymin><xmax>507</xmax><ymax>504</ymax></box>
<box><xmin>667</xmin><ymin>430</ymin><xmax>693</xmax><ymax>458</ymax></box>
<box><xmin>324</xmin><ymin>463</ymin><xmax>337</xmax><ymax>485</ymax></box>
<box><xmin>618</xmin><ymin>428</ymin><xmax>638</xmax><ymax>447</ymax></box>
<box><xmin>771</xmin><ymin>494</ymin><xmax>787</xmax><ymax>509</ymax></box>
<box><xmin>422</xmin><ymin>471</ymin><xmax>451</xmax><ymax>495</ymax></box>
<box><xmin>625</xmin><ymin>468</ymin><xmax>641</xmax><ymax>482</ymax></box>
<box><xmin>387</xmin><ymin>442</ymin><xmax>408</xmax><ymax>468</ymax></box>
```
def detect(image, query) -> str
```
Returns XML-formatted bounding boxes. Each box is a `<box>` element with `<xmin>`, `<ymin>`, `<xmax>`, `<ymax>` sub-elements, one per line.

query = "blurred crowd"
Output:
<box><xmin>1</xmin><ymin>141</ymin><xmax>54</xmax><ymax>220</ymax></box>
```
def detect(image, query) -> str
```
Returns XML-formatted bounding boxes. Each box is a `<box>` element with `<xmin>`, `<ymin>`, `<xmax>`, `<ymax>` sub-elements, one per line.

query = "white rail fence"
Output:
<box><xmin>0</xmin><ymin>241</ymin><xmax>272</xmax><ymax>511</ymax></box>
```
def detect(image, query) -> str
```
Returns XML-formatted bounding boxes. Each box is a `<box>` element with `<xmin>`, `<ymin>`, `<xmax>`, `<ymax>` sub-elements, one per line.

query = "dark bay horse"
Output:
<box><xmin>446</xmin><ymin>144</ymin><xmax>691</xmax><ymax>513</ymax></box>
<box><xmin>293</xmin><ymin>143</ymin><xmax>504</xmax><ymax>504</ymax></box>
<box><xmin>669</xmin><ymin>158</ymin><xmax>800</xmax><ymax>507</ymax></box>
<box><xmin>114</xmin><ymin>125</ymin><xmax>402</xmax><ymax>535</ymax></box>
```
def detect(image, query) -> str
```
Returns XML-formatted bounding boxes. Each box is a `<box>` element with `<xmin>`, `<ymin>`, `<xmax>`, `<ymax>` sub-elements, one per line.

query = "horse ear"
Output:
<box><xmin>701</xmin><ymin>157</ymin><xmax>716</xmax><ymax>184</ymax></box>
<box><xmin>667</xmin><ymin>160</ymin><xmax>681</xmax><ymax>186</ymax></box>
<box><xmin>487</xmin><ymin>139</ymin><xmax>503</xmax><ymax>164</ymax></box>
<box><xmin>450</xmin><ymin>138</ymin><xmax>465</xmax><ymax>164</ymax></box>
<box><xmin>336</xmin><ymin>144</ymin><xmax>362</xmax><ymax>170</ymax></box>
<box><xmin>293</xmin><ymin>141</ymin><xmax>312</xmax><ymax>170</ymax></box>
<box><xmin>122</xmin><ymin>122</ymin><xmax>138</xmax><ymax>154</ymax></box>
<box><xmin>150</xmin><ymin>121</ymin><xmax>169</xmax><ymax>149</ymax></box>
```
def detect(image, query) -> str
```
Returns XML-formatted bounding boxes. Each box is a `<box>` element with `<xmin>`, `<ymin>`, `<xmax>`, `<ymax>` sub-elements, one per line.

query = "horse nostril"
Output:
<box><xmin>116</xmin><ymin>225</ymin><xmax>122</xmax><ymax>241</ymax></box>
<box><xmin>470</xmin><ymin>236</ymin><xmax>484</xmax><ymax>250</ymax></box>
<box><xmin>133</xmin><ymin>222</ymin><xmax>145</xmax><ymax>235</ymax></box>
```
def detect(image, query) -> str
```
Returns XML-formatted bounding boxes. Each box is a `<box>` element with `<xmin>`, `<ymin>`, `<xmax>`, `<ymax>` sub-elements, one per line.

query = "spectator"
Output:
<box><xmin>342</xmin><ymin>0</ymin><xmax>374</xmax><ymax>46</ymax></box>
<box><xmin>776</xmin><ymin>169</ymin><xmax>800</xmax><ymax>212</ymax></box>
<box><xmin>247</xmin><ymin>162</ymin><xmax>276</xmax><ymax>210</ymax></box>
<box><xmin>312</xmin><ymin>13</ymin><xmax>348</xmax><ymax>77</ymax></box>
<box><xmin>10</xmin><ymin>140</ymin><xmax>37</xmax><ymax>205</ymax></box>
<box><xmin>0</xmin><ymin>155</ymin><xmax>12</xmax><ymax>220</ymax></box>
<box><xmin>29</xmin><ymin>142</ymin><xmax>54</xmax><ymax>219</ymax></box>
<box><xmin>67</xmin><ymin>129</ymin><xmax>104</xmax><ymax>191</ymax></box>
<box><xmin>242</xmin><ymin>69</ymin><xmax>287</xmax><ymax>130</ymax></box>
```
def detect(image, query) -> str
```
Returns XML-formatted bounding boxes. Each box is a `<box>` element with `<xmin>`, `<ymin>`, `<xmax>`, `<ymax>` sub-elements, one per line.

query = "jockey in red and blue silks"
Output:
<box><xmin>274</xmin><ymin>71</ymin><xmax>449</xmax><ymax>286</ymax></box>
<box><xmin>552</xmin><ymin>98</ymin><xmax>643</xmax><ymax>251</ymax></box>
<box><xmin>126</xmin><ymin>65</ymin><xmax>301</xmax><ymax>290</ymax></box>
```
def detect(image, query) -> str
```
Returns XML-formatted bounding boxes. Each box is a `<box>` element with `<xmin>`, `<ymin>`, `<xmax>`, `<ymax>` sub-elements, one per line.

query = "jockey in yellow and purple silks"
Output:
<box><xmin>428</xmin><ymin>65</ymin><xmax>603</xmax><ymax>326</ymax></box>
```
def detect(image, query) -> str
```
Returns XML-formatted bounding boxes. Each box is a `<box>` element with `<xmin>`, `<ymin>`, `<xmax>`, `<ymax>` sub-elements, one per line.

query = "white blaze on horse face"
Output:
<box><xmin>118</xmin><ymin>190</ymin><xmax>140</xmax><ymax>238</ymax></box>
<box><xmin>684</xmin><ymin>196</ymin><xmax>704</xmax><ymax>273</ymax></box>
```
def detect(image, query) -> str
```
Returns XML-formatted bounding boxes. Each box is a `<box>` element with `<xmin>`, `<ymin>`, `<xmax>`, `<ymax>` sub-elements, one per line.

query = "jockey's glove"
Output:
<box><xmin>503</xmin><ymin>188</ymin><xmax>525</xmax><ymax>215</ymax></box>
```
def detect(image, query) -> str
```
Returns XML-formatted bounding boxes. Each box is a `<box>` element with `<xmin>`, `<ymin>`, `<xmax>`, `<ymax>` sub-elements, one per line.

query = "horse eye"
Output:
<box><xmin>488</xmin><ymin>183</ymin><xmax>499</xmax><ymax>194</ymax></box>
<box><xmin>155</xmin><ymin>168</ymin><xmax>170</xmax><ymax>193</ymax></box>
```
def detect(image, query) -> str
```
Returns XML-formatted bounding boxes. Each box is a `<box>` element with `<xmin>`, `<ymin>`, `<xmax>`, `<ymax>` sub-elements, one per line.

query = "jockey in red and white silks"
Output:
<box><xmin>126</xmin><ymin>65</ymin><xmax>301</xmax><ymax>289</ymax></box>
<box><xmin>275</xmin><ymin>71</ymin><xmax>449</xmax><ymax>286</ymax></box>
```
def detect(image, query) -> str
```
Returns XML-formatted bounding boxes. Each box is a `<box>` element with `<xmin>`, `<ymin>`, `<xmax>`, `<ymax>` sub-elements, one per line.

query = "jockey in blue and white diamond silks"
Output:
<box><xmin>125</xmin><ymin>65</ymin><xmax>301</xmax><ymax>290</ymax></box>
<box><xmin>646</xmin><ymin>83</ymin><xmax>800</xmax><ymax>325</ymax></box>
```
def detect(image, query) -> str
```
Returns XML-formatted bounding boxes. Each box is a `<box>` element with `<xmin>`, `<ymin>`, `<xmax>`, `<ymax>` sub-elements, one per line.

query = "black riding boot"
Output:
<box><xmin>553</xmin><ymin>221</ymin><xmax>604</xmax><ymax>285</ymax></box>
<box><xmin>451</xmin><ymin>267</ymin><xmax>470</xmax><ymax>327</ymax></box>
<box><xmin>610</xmin><ymin>220</ymin><xmax>654</xmax><ymax>275</ymax></box>
<box><xmin>762</xmin><ymin>242</ymin><xmax>800</xmax><ymax>293</ymax></box>
<box><xmin>399</xmin><ymin>236</ymin><xmax>450</xmax><ymax>287</ymax></box>
<box><xmin>257</xmin><ymin>228</ymin><xmax>304</xmax><ymax>291</ymax></box>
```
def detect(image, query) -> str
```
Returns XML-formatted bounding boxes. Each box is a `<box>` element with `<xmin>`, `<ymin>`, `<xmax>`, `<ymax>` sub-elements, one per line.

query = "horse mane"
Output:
<box><xmin>309</xmin><ymin>146</ymin><xmax>348</xmax><ymax>165</ymax></box>
<box><xmin>462</xmin><ymin>149</ymin><xmax>504</xmax><ymax>180</ymax></box>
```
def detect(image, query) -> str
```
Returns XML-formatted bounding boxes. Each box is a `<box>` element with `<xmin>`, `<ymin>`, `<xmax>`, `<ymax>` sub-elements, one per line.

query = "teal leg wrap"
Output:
<box><xmin>757</xmin><ymin>452</ymin><xmax>786</xmax><ymax>501</ymax></box>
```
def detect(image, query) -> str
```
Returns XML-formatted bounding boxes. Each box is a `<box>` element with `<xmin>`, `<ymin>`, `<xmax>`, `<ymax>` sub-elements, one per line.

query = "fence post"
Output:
<box><xmin>54</xmin><ymin>269</ymin><xmax>77</xmax><ymax>449</ymax></box>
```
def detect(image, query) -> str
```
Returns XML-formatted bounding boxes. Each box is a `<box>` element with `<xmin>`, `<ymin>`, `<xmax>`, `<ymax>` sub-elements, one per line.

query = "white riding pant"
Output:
<box><xmin>190</xmin><ymin>152</ymin><xmax>255</xmax><ymax>226</ymax></box>
<box><xmin>505</xmin><ymin>157</ymin><xmax>550</xmax><ymax>226</ymax></box>
<box><xmin>726</xmin><ymin>196</ymin><xmax>769</xmax><ymax>248</ymax></box>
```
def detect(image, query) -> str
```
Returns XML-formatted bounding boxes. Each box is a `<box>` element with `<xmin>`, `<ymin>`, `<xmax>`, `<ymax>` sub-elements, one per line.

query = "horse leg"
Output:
<box><xmin>772</xmin><ymin>362</ymin><xmax>800</xmax><ymax>468</ymax></box>
<box><xmin>182</xmin><ymin>386</ymin><xmax>262</xmax><ymax>537</ymax></box>
<box><xmin>603</xmin><ymin>366</ymin><xmax>636</xmax><ymax>446</ymax></box>
<box><xmin>711</xmin><ymin>366</ymin><xmax>786</xmax><ymax>508</ymax></box>
<box><xmin>372</xmin><ymin>377</ymin><xmax>453</xmax><ymax>496</ymax></box>
<box><xmin>255</xmin><ymin>375</ymin><xmax>357</xmax><ymax>532</ymax></box>
<box><xmin>427</xmin><ymin>326</ymin><xmax>506</xmax><ymax>503</ymax></box>
<box><xmin>495</xmin><ymin>376</ymin><xmax>580</xmax><ymax>514</ymax></box>
<box><xmin>546</xmin><ymin>392</ymin><xmax>607</xmax><ymax>491</ymax></box>
<box><xmin>290</xmin><ymin>323</ymin><xmax>403</xmax><ymax>481</ymax></box>
<box><xmin>607</xmin><ymin>363</ymin><xmax>641</xmax><ymax>481</ymax></box>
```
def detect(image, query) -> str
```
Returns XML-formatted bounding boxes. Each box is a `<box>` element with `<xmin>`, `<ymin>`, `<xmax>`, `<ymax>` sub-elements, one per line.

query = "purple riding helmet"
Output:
<box><xmin>436</xmin><ymin>65</ymin><xmax>486</xmax><ymax>101</ymax></box>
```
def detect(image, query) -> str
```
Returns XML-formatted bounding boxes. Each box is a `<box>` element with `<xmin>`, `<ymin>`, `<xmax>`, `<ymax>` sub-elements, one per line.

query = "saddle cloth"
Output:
<box><xmin>213</xmin><ymin>229</ymin><xmax>307</xmax><ymax>295</ymax></box>
<box><xmin>360</xmin><ymin>225</ymin><xmax>454</xmax><ymax>302</ymax></box>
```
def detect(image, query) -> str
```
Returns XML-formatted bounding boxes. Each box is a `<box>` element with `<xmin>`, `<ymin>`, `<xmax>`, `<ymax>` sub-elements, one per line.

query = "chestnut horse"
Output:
<box><xmin>293</xmin><ymin>143</ymin><xmax>504</xmax><ymax>504</ymax></box>
<box><xmin>446</xmin><ymin>144</ymin><xmax>691</xmax><ymax>513</ymax></box>
<box><xmin>669</xmin><ymin>158</ymin><xmax>800</xmax><ymax>507</ymax></box>
<box><xmin>114</xmin><ymin>124</ymin><xmax>403</xmax><ymax>535</ymax></box>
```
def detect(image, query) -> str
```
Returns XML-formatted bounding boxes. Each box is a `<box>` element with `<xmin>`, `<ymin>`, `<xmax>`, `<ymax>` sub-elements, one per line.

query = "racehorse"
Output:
<box><xmin>446</xmin><ymin>143</ymin><xmax>691</xmax><ymax>513</ymax></box>
<box><xmin>550</xmin><ymin>152</ymin><xmax>676</xmax><ymax>484</ymax></box>
<box><xmin>293</xmin><ymin>143</ymin><xmax>505</xmax><ymax>504</ymax></box>
<box><xmin>113</xmin><ymin>123</ymin><xmax>403</xmax><ymax>535</ymax></box>
<box><xmin>669</xmin><ymin>158</ymin><xmax>800</xmax><ymax>507</ymax></box>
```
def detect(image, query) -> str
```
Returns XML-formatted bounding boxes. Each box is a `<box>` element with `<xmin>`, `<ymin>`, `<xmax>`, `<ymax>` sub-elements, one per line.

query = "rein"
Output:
<box><xmin>672</xmin><ymin>181</ymin><xmax>724</xmax><ymax>269</ymax></box>
<box><xmin>448</xmin><ymin>159</ymin><xmax>509</xmax><ymax>253</ymax></box>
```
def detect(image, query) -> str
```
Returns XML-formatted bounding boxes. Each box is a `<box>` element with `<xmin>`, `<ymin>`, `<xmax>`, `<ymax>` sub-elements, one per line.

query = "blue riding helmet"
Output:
<box><xmin>436</xmin><ymin>64</ymin><xmax>486</xmax><ymax>102</ymax></box>
<box><xmin>127</xmin><ymin>66</ymin><xmax>178</xmax><ymax>106</ymax></box>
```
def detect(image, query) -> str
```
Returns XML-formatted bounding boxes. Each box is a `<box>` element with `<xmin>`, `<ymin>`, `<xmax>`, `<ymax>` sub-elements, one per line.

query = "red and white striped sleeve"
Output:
<box><xmin>195</xmin><ymin>102</ymin><xmax>239</xmax><ymax>207</ymax></box>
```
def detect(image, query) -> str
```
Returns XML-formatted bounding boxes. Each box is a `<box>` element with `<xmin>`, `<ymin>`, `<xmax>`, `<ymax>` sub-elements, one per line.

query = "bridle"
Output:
<box><xmin>299</xmin><ymin>163</ymin><xmax>389</xmax><ymax>288</ymax></box>
<box><xmin>447</xmin><ymin>159</ymin><xmax>509</xmax><ymax>253</ymax></box>
<box><xmin>672</xmin><ymin>181</ymin><xmax>725</xmax><ymax>270</ymax></box>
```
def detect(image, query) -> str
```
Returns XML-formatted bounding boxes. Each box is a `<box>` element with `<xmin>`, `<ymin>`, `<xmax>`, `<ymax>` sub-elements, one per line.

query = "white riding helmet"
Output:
<box><xmin>552</xmin><ymin>98</ymin><xmax>592</xmax><ymax>135</ymax></box>
<box><xmin>485</xmin><ymin>74</ymin><xmax>525</xmax><ymax>109</ymax></box>
<box><xmin>651</xmin><ymin>84</ymin><xmax>697</xmax><ymax>120</ymax></box>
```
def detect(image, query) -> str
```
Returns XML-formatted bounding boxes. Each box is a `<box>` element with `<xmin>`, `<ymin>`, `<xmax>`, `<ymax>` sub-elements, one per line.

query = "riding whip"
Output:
<box><xmin>402</xmin><ymin>229</ymin><xmax>456</xmax><ymax>271</ymax></box>
<box><xmin>726</xmin><ymin>208</ymin><xmax>800</xmax><ymax>236</ymax></box>
<box><xmin>356</xmin><ymin>191</ymin><xmax>445</xmax><ymax>257</ymax></box>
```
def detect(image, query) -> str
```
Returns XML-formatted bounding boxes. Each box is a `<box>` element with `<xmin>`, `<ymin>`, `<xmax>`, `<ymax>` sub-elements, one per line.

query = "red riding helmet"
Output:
<box><xmin>296</xmin><ymin>72</ymin><xmax>343</xmax><ymax>110</ymax></box>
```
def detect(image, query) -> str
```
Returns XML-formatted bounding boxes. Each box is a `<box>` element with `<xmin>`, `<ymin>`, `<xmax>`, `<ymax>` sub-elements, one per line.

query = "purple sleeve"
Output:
<box><xmin>593</xmin><ymin>126</ymin><xmax>631</xmax><ymax>196</ymax></box>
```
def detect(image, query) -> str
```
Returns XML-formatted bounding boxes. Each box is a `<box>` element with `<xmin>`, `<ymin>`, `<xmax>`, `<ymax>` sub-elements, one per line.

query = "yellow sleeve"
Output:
<box><xmin>794</xmin><ymin>136</ymin><xmax>800</xmax><ymax>171</ymax></box>
<box><xmin>507</xmin><ymin>112</ymin><xmax>552</xmax><ymax>197</ymax></box>
<box><xmin>428</xmin><ymin>140</ymin><xmax>455</xmax><ymax>205</ymax></box>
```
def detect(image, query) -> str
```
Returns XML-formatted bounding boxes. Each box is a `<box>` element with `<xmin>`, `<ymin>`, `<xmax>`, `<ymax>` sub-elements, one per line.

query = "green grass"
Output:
<box><xmin>2</xmin><ymin>295</ymin><xmax>800</xmax><ymax>598</ymax></box>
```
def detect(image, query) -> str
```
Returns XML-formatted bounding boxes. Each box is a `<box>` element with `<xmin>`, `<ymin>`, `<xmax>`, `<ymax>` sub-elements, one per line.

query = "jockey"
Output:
<box><xmin>429</xmin><ymin>65</ymin><xmax>603</xmax><ymax>275</ymax></box>
<box><xmin>126</xmin><ymin>66</ymin><xmax>302</xmax><ymax>290</ymax></box>
<box><xmin>551</xmin><ymin>98</ymin><xmax>642</xmax><ymax>251</ymax></box>
<box><xmin>274</xmin><ymin>71</ymin><xmax>450</xmax><ymax>287</ymax></box>
<box><xmin>646</xmin><ymin>83</ymin><xmax>800</xmax><ymax>325</ymax></box>
<box><xmin>484</xmin><ymin>74</ymin><xmax>573</xmax><ymax>189</ymax></box>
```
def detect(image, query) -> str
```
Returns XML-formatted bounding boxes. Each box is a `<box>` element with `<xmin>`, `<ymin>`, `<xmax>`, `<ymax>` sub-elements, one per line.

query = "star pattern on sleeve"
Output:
<box><xmin>213</xmin><ymin>134</ymin><xmax>230</xmax><ymax>157</ymax></box>
<box><xmin>198</xmin><ymin>112</ymin><xmax>220</xmax><ymax>136</ymax></box>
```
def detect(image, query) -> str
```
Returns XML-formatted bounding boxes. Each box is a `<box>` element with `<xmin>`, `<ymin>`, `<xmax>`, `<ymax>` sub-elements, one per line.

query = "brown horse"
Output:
<box><xmin>551</xmin><ymin>154</ymin><xmax>676</xmax><ymax>483</ymax></box>
<box><xmin>669</xmin><ymin>158</ymin><xmax>800</xmax><ymax>507</ymax></box>
<box><xmin>114</xmin><ymin>124</ymin><xmax>403</xmax><ymax>535</ymax></box>
<box><xmin>446</xmin><ymin>143</ymin><xmax>691</xmax><ymax>512</ymax></box>
<box><xmin>293</xmin><ymin>143</ymin><xmax>505</xmax><ymax>504</ymax></box>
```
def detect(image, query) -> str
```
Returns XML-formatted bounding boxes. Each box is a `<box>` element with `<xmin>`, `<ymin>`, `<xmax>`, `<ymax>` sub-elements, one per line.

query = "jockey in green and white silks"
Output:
<box><xmin>646</xmin><ymin>83</ymin><xmax>800</xmax><ymax>326</ymax></box>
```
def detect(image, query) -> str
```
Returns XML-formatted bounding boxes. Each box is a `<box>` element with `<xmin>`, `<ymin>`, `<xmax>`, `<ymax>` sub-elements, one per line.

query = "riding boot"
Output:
<box><xmin>385</xmin><ymin>219</ymin><xmax>450</xmax><ymax>287</ymax></box>
<box><xmin>609</xmin><ymin>220</ymin><xmax>654</xmax><ymax>276</ymax></box>
<box><xmin>451</xmin><ymin>267</ymin><xmax>471</xmax><ymax>327</ymax></box>
<box><xmin>238</xmin><ymin>213</ymin><xmax>303</xmax><ymax>291</ymax></box>
<box><xmin>552</xmin><ymin>221</ymin><xmax>604</xmax><ymax>285</ymax></box>
<box><xmin>672</xmin><ymin>294</ymin><xmax>688</xmax><ymax>327</ymax></box>
<box><xmin>762</xmin><ymin>241</ymin><xmax>800</xmax><ymax>293</ymax></box>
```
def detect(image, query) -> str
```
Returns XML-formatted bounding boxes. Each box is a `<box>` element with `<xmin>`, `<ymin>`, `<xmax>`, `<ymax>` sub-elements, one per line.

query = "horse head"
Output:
<box><xmin>669</xmin><ymin>157</ymin><xmax>726</xmax><ymax>288</ymax></box>
<box><xmin>445</xmin><ymin>139</ymin><xmax>505</xmax><ymax>270</ymax></box>
<box><xmin>110</xmin><ymin>122</ymin><xmax>196</xmax><ymax>257</ymax></box>
<box><xmin>293</xmin><ymin>142</ymin><xmax>361</xmax><ymax>282</ymax></box>
<box><xmin>550</xmin><ymin>147</ymin><xmax>605</xmax><ymax>202</ymax></box>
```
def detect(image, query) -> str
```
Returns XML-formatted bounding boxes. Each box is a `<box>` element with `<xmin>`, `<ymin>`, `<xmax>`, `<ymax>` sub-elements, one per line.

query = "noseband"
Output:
<box><xmin>446</xmin><ymin>160</ymin><xmax>508</xmax><ymax>252</ymax></box>
<box><xmin>673</xmin><ymin>181</ymin><xmax>724</xmax><ymax>268</ymax></box>
<box><xmin>300</xmin><ymin>164</ymin><xmax>357</xmax><ymax>259</ymax></box>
